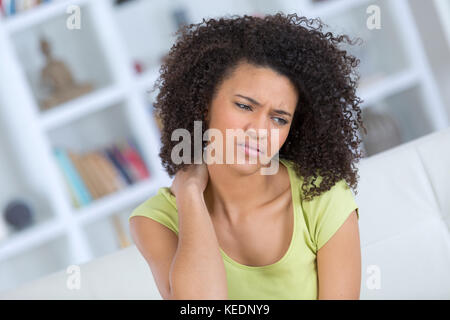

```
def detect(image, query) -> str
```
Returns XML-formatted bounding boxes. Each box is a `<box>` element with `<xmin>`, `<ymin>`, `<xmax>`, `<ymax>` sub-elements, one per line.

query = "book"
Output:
<box><xmin>68</xmin><ymin>151</ymin><xmax>100</xmax><ymax>200</ymax></box>
<box><xmin>2</xmin><ymin>0</ymin><xmax>12</xmax><ymax>16</ymax></box>
<box><xmin>96</xmin><ymin>151</ymin><xmax>126</xmax><ymax>192</ymax></box>
<box><xmin>90</xmin><ymin>152</ymin><xmax>122</xmax><ymax>197</ymax></box>
<box><xmin>100</xmin><ymin>149</ymin><xmax>128</xmax><ymax>188</ymax></box>
<box><xmin>61</xmin><ymin>167</ymin><xmax>80</xmax><ymax>208</ymax></box>
<box><xmin>104</xmin><ymin>146</ymin><xmax>134</xmax><ymax>185</ymax></box>
<box><xmin>1</xmin><ymin>0</ymin><xmax>51</xmax><ymax>17</ymax></box>
<box><xmin>80</xmin><ymin>152</ymin><xmax>106</xmax><ymax>199</ymax></box>
<box><xmin>118</xmin><ymin>140</ymin><xmax>150</xmax><ymax>180</ymax></box>
<box><xmin>54</xmin><ymin>148</ymin><xmax>92</xmax><ymax>207</ymax></box>
<box><xmin>112</xmin><ymin>145</ymin><xmax>138</xmax><ymax>184</ymax></box>
<box><xmin>10</xmin><ymin>0</ymin><xmax>15</xmax><ymax>16</ymax></box>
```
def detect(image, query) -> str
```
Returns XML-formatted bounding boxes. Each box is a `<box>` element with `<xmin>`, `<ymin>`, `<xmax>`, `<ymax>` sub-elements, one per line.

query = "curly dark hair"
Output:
<box><xmin>149</xmin><ymin>12</ymin><xmax>367</xmax><ymax>202</ymax></box>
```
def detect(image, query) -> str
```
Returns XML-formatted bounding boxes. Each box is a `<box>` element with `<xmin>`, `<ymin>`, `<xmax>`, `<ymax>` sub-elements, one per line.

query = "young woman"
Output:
<box><xmin>129</xmin><ymin>13</ymin><xmax>365</xmax><ymax>300</ymax></box>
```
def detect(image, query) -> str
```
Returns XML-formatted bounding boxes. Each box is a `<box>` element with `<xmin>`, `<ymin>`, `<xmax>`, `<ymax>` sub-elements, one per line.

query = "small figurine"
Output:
<box><xmin>39</xmin><ymin>37</ymin><xmax>93</xmax><ymax>110</ymax></box>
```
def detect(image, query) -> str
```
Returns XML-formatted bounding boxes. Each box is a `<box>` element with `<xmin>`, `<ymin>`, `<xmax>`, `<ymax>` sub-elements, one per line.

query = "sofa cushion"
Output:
<box><xmin>360</xmin><ymin>216</ymin><xmax>450</xmax><ymax>299</ymax></box>
<box><xmin>356</xmin><ymin>143</ymin><xmax>443</xmax><ymax>248</ymax></box>
<box><xmin>414</xmin><ymin>127</ymin><xmax>450</xmax><ymax>229</ymax></box>
<box><xmin>0</xmin><ymin>245</ymin><xmax>161</xmax><ymax>300</ymax></box>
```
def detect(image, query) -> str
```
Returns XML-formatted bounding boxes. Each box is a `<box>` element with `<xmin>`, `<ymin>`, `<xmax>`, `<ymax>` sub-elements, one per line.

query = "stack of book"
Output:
<box><xmin>54</xmin><ymin>137</ymin><xmax>151</xmax><ymax>208</ymax></box>
<box><xmin>0</xmin><ymin>0</ymin><xmax>52</xmax><ymax>18</ymax></box>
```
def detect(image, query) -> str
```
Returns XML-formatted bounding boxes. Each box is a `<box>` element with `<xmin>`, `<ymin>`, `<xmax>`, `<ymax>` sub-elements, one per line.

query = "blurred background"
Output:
<box><xmin>0</xmin><ymin>0</ymin><xmax>449</xmax><ymax>294</ymax></box>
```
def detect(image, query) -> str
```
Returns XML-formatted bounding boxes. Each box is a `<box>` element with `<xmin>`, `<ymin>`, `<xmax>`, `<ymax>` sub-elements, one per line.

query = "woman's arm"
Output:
<box><xmin>169</xmin><ymin>183</ymin><xmax>228</xmax><ymax>299</ymax></box>
<box><xmin>316</xmin><ymin>210</ymin><xmax>361</xmax><ymax>299</ymax></box>
<box><xmin>131</xmin><ymin>162</ymin><xmax>227</xmax><ymax>300</ymax></box>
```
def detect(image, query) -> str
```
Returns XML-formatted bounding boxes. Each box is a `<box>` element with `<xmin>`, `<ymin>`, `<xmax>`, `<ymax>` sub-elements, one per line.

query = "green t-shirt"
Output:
<box><xmin>129</xmin><ymin>158</ymin><xmax>359</xmax><ymax>299</ymax></box>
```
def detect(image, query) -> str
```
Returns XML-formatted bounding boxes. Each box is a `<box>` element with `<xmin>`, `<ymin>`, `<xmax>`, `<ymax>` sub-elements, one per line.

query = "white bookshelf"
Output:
<box><xmin>0</xmin><ymin>0</ymin><xmax>171</xmax><ymax>293</ymax></box>
<box><xmin>434</xmin><ymin>0</ymin><xmax>450</xmax><ymax>49</ymax></box>
<box><xmin>0</xmin><ymin>0</ymin><xmax>448</xmax><ymax>293</ymax></box>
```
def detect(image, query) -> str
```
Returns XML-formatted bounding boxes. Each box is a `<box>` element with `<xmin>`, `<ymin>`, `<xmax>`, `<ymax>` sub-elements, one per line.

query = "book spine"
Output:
<box><xmin>61</xmin><ymin>167</ymin><xmax>80</xmax><ymax>208</ymax></box>
<box><xmin>68</xmin><ymin>151</ymin><xmax>100</xmax><ymax>200</ymax></box>
<box><xmin>90</xmin><ymin>152</ymin><xmax>119</xmax><ymax>197</ymax></box>
<box><xmin>111</xmin><ymin>145</ymin><xmax>137</xmax><ymax>184</ymax></box>
<box><xmin>128</xmin><ymin>137</ymin><xmax>151</xmax><ymax>178</ymax></box>
<box><xmin>83</xmin><ymin>152</ymin><xmax>109</xmax><ymax>198</ymax></box>
<box><xmin>10</xmin><ymin>0</ymin><xmax>15</xmax><ymax>15</ymax></box>
<box><xmin>93</xmin><ymin>151</ymin><xmax>123</xmax><ymax>194</ymax></box>
<box><xmin>54</xmin><ymin>149</ymin><xmax>83</xmax><ymax>207</ymax></box>
<box><xmin>54</xmin><ymin>148</ymin><xmax>92</xmax><ymax>206</ymax></box>
<box><xmin>3</xmin><ymin>0</ymin><xmax>11</xmax><ymax>16</ymax></box>
<box><xmin>119</xmin><ymin>141</ymin><xmax>150</xmax><ymax>180</ymax></box>
<box><xmin>114</xmin><ymin>143</ymin><xmax>140</xmax><ymax>182</ymax></box>
<box><xmin>100</xmin><ymin>149</ymin><xmax>127</xmax><ymax>189</ymax></box>
<box><xmin>83</xmin><ymin>153</ymin><xmax>106</xmax><ymax>199</ymax></box>
<box><xmin>16</xmin><ymin>0</ymin><xmax>23</xmax><ymax>12</ymax></box>
<box><xmin>105</xmin><ymin>147</ymin><xmax>133</xmax><ymax>185</ymax></box>
<box><xmin>23</xmin><ymin>0</ymin><xmax>31</xmax><ymax>11</ymax></box>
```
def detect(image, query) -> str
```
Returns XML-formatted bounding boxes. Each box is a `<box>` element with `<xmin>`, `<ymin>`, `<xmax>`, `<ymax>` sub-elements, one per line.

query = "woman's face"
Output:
<box><xmin>205</xmin><ymin>61</ymin><xmax>298</xmax><ymax>173</ymax></box>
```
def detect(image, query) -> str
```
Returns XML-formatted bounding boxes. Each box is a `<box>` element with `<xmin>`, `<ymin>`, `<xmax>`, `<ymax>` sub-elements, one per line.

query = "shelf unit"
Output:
<box><xmin>0</xmin><ymin>0</ymin><xmax>171</xmax><ymax>293</ymax></box>
<box><xmin>306</xmin><ymin>0</ymin><xmax>449</xmax><ymax>156</ymax></box>
<box><xmin>0</xmin><ymin>0</ymin><xmax>448</xmax><ymax>293</ymax></box>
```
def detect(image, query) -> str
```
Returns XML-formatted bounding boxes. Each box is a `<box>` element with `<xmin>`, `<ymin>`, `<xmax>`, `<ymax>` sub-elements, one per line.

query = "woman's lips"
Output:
<box><xmin>237</xmin><ymin>142</ymin><xmax>264</xmax><ymax>156</ymax></box>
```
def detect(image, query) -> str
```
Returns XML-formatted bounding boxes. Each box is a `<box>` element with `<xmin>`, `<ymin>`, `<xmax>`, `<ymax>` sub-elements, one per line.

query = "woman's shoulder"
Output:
<box><xmin>135</xmin><ymin>186</ymin><xmax>177</xmax><ymax>210</ymax></box>
<box><xmin>128</xmin><ymin>186</ymin><xmax>179</xmax><ymax>234</ymax></box>
<box><xmin>280</xmin><ymin>158</ymin><xmax>354</xmax><ymax>206</ymax></box>
<box><xmin>279</xmin><ymin>158</ymin><xmax>304</xmax><ymax>187</ymax></box>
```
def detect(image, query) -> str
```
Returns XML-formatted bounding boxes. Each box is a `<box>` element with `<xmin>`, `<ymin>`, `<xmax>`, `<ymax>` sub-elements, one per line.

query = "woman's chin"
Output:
<box><xmin>203</xmin><ymin>149</ymin><xmax>274</xmax><ymax>168</ymax></box>
<box><xmin>230</xmin><ymin>152</ymin><xmax>273</xmax><ymax>170</ymax></box>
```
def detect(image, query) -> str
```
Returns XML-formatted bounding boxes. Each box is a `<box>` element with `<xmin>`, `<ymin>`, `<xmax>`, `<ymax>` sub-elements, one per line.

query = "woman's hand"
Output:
<box><xmin>170</xmin><ymin>162</ymin><xmax>209</xmax><ymax>198</ymax></box>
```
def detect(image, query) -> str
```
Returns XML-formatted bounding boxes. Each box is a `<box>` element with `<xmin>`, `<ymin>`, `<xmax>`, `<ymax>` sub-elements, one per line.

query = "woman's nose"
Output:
<box><xmin>246</xmin><ymin>114</ymin><xmax>269</xmax><ymax>139</ymax></box>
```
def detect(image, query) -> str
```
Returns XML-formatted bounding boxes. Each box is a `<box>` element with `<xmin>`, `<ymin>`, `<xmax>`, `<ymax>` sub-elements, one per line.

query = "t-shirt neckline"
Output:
<box><xmin>219</xmin><ymin>158</ymin><xmax>299</xmax><ymax>270</ymax></box>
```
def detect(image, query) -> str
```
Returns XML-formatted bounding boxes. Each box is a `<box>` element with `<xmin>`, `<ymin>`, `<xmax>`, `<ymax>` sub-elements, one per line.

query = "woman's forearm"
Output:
<box><xmin>169</xmin><ymin>184</ymin><xmax>228</xmax><ymax>299</ymax></box>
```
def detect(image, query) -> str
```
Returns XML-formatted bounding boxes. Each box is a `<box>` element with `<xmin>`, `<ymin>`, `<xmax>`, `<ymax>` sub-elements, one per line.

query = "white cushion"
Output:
<box><xmin>355</xmin><ymin>143</ymin><xmax>442</xmax><ymax>248</ymax></box>
<box><xmin>414</xmin><ymin>128</ymin><xmax>450</xmax><ymax>227</ymax></box>
<box><xmin>0</xmin><ymin>245</ymin><xmax>162</xmax><ymax>300</ymax></box>
<box><xmin>360</xmin><ymin>217</ymin><xmax>450</xmax><ymax>299</ymax></box>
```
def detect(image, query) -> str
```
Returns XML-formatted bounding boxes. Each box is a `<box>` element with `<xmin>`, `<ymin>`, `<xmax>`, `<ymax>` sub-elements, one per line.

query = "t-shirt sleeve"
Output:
<box><xmin>128</xmin><ymin>187</ymin><xmax>179</xmax><ymax>235</ymax></box>
<box><xmin>301</xmin><ymin>178</ymin><xmax>359</xmax><ymax>253</ymax></box>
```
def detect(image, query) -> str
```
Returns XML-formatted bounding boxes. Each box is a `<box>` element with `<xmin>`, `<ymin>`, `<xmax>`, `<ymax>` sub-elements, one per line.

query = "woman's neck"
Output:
<box><xmin>203</xmin><ymin>162</ymin><xmax>285</xmax><ymax>225</ymax></box>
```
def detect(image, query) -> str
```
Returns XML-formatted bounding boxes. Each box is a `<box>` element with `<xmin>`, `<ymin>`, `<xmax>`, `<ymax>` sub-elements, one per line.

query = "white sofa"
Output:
<box><xmin>2</xmin><ymin>126</ymin><xmax>450</xmax><ymax>300</ymax></box>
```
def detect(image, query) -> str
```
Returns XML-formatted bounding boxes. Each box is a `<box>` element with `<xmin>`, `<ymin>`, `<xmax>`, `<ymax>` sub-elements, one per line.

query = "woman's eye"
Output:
<box><xmin>235</xmin><ymin>103</ymin><xmax>252</xmax><ymax>111</ymax></box>
<box><xmin>236</xmin><ymin>103</ymin><xmax>288</xmax><ymax>125</ymax></box>
<box><xmin>274</xmin><ymin>118</ymin><xmax>288</xmax><ymax>125</ymax></box>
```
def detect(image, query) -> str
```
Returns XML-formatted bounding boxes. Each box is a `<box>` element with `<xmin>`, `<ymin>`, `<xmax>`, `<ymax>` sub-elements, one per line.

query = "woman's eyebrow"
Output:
<box><xmin>234</xmin><ymin>94</ymin><xmax>292</xmax><ymax>117</ymax></box>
